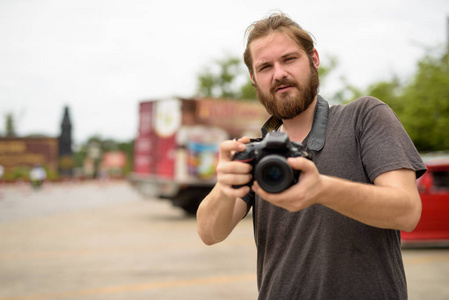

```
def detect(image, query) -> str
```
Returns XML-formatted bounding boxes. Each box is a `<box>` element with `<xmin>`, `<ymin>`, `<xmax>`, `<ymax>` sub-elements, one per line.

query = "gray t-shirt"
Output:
<box><xmin>243</xmin><ymin>97</ymin><xmax>426</xmax><ymax>300</ymax></box>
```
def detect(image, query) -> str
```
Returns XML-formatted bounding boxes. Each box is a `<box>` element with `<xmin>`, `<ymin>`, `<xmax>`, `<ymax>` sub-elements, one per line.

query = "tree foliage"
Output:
<box><xmin>197</xmin><ymin>56</ymin><xmax>255</xmax><ymax>100</ymax></box>
<box><xmin>74</xmin><ymin>136</ymin><xmax>134</xmax><ymax>176</ymax></box>
<box><xmin>318</xmin><ymin>55</ymin><xmax>338</xmax><ymax>86</ymax></box>
<box><xmin>399</xmin><ymin>54</ymin><xmax>449</xmax><ymax>151</ymax></box>
<box><xmin>337</xmin><ymin>48</ymin><xmax>449</xmax><ymax>152</ymax></box>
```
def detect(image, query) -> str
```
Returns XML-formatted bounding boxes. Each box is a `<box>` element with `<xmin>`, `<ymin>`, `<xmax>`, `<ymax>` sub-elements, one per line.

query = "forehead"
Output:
<box><xmin>250</xmin><ymin>31</ymin><xmax>303</xmax><ymax>64</ymax></box>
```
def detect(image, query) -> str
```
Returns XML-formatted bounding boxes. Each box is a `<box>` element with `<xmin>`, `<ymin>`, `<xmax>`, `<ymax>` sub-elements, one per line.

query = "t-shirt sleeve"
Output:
<box><xmin>357</xmin><ymin>98</ymin><xmax>427</xmax><ymax>182</ymax></box>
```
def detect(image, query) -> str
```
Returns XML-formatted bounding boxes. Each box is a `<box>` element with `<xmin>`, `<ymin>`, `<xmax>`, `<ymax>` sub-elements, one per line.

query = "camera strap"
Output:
<box><xmin>260</xmin><ymin>95</ymin><xmax>329</xmax><ymax>152</ymax></box>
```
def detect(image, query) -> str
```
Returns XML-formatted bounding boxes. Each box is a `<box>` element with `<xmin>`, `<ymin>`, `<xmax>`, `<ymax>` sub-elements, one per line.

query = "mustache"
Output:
<box><xmin>270</xmin><ymin>78</ymin><xmax>299</xmax><ymax>93</ymax></box>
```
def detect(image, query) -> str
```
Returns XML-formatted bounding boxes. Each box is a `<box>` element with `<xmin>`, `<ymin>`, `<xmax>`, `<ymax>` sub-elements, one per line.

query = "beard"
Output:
<box><xmin>255</xmin><ymin>63</ymin><xmax>319</xmax><ymax>120</ymax></box>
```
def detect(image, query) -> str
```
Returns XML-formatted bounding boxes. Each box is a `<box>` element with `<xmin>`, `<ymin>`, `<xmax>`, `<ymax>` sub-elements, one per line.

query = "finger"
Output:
<box><xmin>219</xmin><ymin>140</ymin><xmax>246</xmax><ymax>161</ymax></box>
<box><xmin>251</xmin><ymin>181</ymin><xmax>275</xmax><ymax>200</ymax></box>
<box><xmin>217</xmin><ymin>173</ymin><xmax>253</xmax><ymax>186</ymax></box>
<box><xmin>216</xmin><ymin>160</ymin><xmax>253</xmax><ymax>175</ymax></box>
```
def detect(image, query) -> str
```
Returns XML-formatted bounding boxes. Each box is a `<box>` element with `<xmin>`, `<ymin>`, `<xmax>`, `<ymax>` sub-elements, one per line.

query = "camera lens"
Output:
<box><xmin>255</xmin><ymin>155</ymin><xmax>294</xmax><ymax>193</ymax></box>
<box><xmin>262</xmin><ymin>165</ymin><xmax>284</xmax><ymax>183</ymax></box>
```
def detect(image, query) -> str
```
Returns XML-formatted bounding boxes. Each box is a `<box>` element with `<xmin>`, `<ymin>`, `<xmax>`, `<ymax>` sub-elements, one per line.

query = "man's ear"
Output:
<box><xmin>312</xmin><ymin>49</ymin><xmax>320</xmax><ymax>69</ymax></box>
<box><xmin>250</xmin><ymin>72</ymin><xmax>256</xmax><ymax>87</ymax></box>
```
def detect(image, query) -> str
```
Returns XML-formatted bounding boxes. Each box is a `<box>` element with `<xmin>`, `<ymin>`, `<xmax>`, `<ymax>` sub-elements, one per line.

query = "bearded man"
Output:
<box><xmin>197</xmin><ymin>12</ymin><xmax>426</xmax><ymax>300</ymax></box>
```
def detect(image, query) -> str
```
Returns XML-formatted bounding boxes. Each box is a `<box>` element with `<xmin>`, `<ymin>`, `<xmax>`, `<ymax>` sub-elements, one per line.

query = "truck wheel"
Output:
<box><xmin>173</xmin><ymin>187</ymin><xmax>212</xmax><ymax>215</ymax></box>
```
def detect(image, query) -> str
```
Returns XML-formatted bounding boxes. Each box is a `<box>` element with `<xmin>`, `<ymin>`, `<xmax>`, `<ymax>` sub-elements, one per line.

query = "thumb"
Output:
<box><xmin>287</xmin><ymin>157</ymin><xmax>315</xmax><ymax>172</ymax></box>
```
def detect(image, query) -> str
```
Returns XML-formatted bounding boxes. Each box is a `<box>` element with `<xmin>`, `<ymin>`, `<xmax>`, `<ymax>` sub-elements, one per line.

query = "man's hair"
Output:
<box><xmin>243</xmin><ymin>13</ymin><xmax>316</xmax><ymax>76</ymax></box>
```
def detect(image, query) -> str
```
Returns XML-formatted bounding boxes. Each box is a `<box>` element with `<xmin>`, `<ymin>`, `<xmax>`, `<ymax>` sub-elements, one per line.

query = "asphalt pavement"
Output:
<box><xmin>0</xmin><ymin>180</ymin><xmax>448</xmax><ymax>300</ymax></box>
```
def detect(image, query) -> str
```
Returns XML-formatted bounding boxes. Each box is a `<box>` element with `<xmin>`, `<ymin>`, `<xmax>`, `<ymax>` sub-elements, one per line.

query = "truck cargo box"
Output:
<box><xmin>130</xmin><ymin>97</ymin><xmax>268</xmax><ymax>214</ymax></box>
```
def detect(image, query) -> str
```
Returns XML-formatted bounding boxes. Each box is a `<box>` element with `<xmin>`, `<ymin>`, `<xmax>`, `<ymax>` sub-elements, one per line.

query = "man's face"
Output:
<box><xmin>249</xmin><ymin>32</ymin><xmax>320</xmax><ymax>120</ymax></box>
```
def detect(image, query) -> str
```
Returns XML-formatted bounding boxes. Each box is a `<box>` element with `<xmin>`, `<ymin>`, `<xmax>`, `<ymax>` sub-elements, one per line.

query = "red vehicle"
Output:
<box><xmin>401</xmin><ymin>154</ymin><xmax>449</xmax><ymax>247</ymax></box>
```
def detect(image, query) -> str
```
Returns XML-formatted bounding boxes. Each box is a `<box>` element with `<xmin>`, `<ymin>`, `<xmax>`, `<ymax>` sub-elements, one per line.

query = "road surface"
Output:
<box><xmin>0</xmin><ymin>181</ymin><xmax>448</xmax><ymax>299</ymax></box>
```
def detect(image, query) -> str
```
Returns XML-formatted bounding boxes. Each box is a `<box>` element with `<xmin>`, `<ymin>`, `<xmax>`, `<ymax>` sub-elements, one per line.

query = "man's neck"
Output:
<box><xmin>281</xmin><ymin>96</ymin><xmax>317</xmax><ymax>143</ymax></box>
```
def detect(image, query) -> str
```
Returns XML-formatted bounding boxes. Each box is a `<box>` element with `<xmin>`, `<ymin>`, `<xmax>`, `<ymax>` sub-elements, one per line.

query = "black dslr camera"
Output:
<box><xmin>232</xmin><ymin>131</ymin><xmax>312</xmax><ymax>193</ymax></box>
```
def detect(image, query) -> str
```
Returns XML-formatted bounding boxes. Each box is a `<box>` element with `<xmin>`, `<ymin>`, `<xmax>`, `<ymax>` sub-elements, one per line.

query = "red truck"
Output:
<box><xmin>402</xmin><ymin>154</ymin><xmax>449</xmax><ymax>247</ymax></box>
<box><xmin>130</xmin><ymin>97</ymin><xmax>268</xmax><ymax>214</ymax></box>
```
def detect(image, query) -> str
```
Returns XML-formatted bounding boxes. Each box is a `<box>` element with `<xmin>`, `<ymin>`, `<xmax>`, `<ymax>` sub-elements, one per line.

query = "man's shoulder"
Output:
<box><xmin>331</xmin><ymin>96</ymin><xmax>387</xmax><ymax>116</ymax></box>
<box><xmin>343</xmin><ymin>96</ymin><xmax>385</xmax><ymax>109</ymax></box>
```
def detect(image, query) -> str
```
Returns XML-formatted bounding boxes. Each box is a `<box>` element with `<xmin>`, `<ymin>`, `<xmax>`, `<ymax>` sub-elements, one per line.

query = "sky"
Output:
<box><xmin>1</xmin><ymin>0</ymin><xmax>448</xmax><ymax>144</ymax></box>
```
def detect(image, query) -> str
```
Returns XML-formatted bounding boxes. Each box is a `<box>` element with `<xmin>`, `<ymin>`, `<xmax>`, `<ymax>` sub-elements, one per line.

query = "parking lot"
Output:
<box><xmin>0</xmin><ymin>181</ymin><xmax>448</xmax><ymax>300</ymax></box>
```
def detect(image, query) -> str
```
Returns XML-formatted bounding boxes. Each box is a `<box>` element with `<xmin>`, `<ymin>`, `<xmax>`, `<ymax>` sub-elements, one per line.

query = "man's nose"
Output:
<box><xmin>273</xmin><ymin>64</ymin><xmax>288</xmax><ymax>82</ymax></box>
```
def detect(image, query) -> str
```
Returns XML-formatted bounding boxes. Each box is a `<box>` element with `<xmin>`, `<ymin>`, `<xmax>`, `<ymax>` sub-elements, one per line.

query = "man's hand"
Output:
<box><xmin>251</xmin><ymin>156</ymin><xmax>323</xmax><ymax>212</ymax></box>
<box><xmin>215</xmin><ymin>137</ymin><xmax>253</xmax><ymax>199</ymax></box>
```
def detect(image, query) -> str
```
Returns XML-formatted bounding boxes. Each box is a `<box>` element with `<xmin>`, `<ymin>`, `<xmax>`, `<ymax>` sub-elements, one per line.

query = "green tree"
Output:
<box><xmin>332</xmin><ymin>77</ymin><xmax>364</xmax><ymax>104</ymax></box>
<box><xmin>366</xmin><ymin>77</ymin><xmax>402</xmax><ymax>108</ymax></box>
<box><xmin>335</xmin><ymin>47</ymin><xmax>449</xmax><ymax>152</ymax></box>
<box><xmin>118</xmin><ymin>140</ymin><xmax>134</xmax><ymax>174</ymax></box>
<box><xmin>74</xmin><ymin>136</ymin><xmax>134</xmax><ymax>176</ymax></box>
<box><xmin>318</xmin><ymin>55</ymin><xmax>338</xmax><ymax>86</ymax></box>
<box><xmin>240</xmin><ymin>79</ymin><xmax>257</xmax><ymax>100</ymax></box>
<box><xmin>197</xmin><ymin>56</ymin><xmax>251</xmax><ymax>99</ymax></box>
<box><xmin>398</xmin><ymin>53</ymin><xmax>449</xmax><ymax>151</ymax></box>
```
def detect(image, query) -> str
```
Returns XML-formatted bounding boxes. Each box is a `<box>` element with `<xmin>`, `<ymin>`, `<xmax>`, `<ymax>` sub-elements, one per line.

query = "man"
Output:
<box><xmin>197</xmin><ymin>13</ymin><xmax>426</xmax><ymax>299</ymax></box>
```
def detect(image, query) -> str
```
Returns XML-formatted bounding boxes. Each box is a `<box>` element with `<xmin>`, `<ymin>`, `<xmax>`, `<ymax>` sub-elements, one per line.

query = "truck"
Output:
<box><xmin>129</xmin><ymin>97</ymin><xmax>269</xmax><ymax>214</ymax></box>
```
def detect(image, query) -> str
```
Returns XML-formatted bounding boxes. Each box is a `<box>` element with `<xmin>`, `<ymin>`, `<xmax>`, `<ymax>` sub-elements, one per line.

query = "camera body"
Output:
<box><xmin>232</xmin><ymin>131</ymin><xmax>312</xmax><ymax>193</ymax></box>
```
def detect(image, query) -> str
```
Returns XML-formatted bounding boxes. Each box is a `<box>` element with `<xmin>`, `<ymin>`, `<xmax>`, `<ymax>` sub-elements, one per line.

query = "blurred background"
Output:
<box><xmin>1</xmin><ymin>0</ymin><xmax>448</xmax><ymax>147</ymax></box>
<box><xmin>1</xmin><ymin>0</ymin><xmax>449</xmax><ymax>299</ymax></box>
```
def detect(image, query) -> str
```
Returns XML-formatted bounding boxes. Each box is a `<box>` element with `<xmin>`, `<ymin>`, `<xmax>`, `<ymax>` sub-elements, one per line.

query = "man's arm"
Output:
<box><xmin>252</xmin><ymin>157</ymin><xmax>422</xmax><ymax>232</ymax></box>
<box><xmin>197</xmin><ymin>138</ymin><xmax>252</xmax><ymax>245</ymax></box>
<box><xmin>197</xmin><ymin>187</ymin><xmax>248</xmax><ymax>245</ymax></box>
